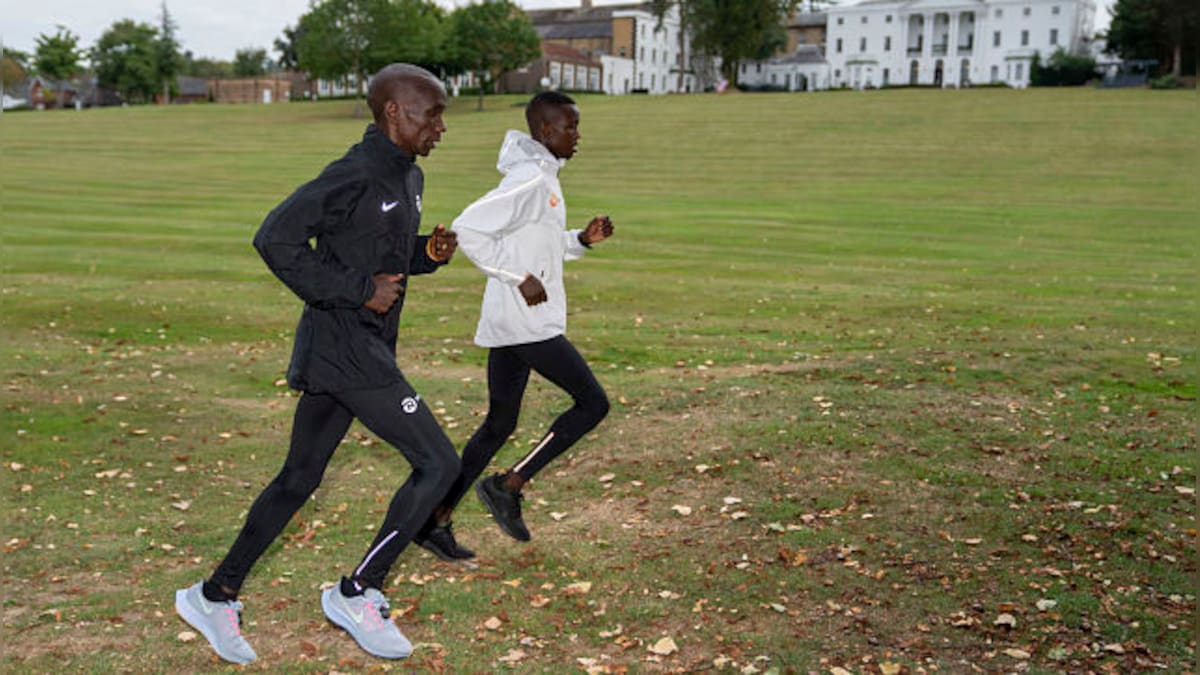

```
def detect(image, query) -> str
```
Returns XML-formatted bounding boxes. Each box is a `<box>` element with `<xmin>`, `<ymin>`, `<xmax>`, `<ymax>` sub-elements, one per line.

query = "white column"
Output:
<box><xmin>949</xmin><ymin>12</ymin><xmax>959</xmax><ymax>56</ymax></box>
<box><xmin>923</xmin><ymin>13</ymin><xmax>933</xmax><ymax>56</ymax></box>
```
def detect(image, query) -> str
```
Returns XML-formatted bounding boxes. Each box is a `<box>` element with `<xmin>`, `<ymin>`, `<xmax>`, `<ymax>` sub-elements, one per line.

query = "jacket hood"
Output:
<box><xmin>497</xmin><ymin>129</ymin><xmax>564</xmax><ymax>174</ymax></box>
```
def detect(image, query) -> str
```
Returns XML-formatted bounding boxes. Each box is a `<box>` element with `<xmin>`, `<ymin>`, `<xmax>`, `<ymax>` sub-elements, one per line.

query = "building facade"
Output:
<box><xmin>527</xmin><ymin>1</ymin><xmax>706</xmax><ymax>94</ymax></box>
<box><xmin>824</xmin><ymin>0</ymin><xmax>1096</xmax><ymax>88</ymax></box>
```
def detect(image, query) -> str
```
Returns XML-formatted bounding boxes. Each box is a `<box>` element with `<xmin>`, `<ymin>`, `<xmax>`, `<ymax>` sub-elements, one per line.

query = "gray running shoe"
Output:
<box><xmin>321</xmin><ymin>584</ymin><xmax>412</xmax><ymax>659</ymax></box>
<box><xmin>174</xmin><ymin>581</ymin><xmax>257</xmax><ymax>665</ymax></box>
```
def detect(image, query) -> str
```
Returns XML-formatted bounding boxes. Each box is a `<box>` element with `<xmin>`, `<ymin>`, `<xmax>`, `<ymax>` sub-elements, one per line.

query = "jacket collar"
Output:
<box><xmin>363</xmin><ymin>124</ymin><xmax>415</xmax><ymax>169</ymax></box>
<box><xmin>497</xmin><ymin>129</ymin><xmax>565</xmax><ymax>175</ymax></box>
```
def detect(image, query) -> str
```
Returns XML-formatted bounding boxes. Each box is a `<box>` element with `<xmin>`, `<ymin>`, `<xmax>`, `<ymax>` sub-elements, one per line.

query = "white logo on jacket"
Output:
<box><xmin>401</xmin><ymin>395</ymin><xmax>420</xmax><ymax>414</ymax></box>
<box><xmin>382</xmin><ymin>200</ymin><xmax>399</xmax><ymax>212</ymax></box>
<box><xmin>415</xmin><ymin>194</ymin><xmax>422</xmax><ymax>213</ymax></box>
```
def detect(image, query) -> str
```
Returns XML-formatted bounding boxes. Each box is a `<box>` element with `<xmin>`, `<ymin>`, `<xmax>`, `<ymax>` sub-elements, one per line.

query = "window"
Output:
<box><xmin>1023</xmin><ymin>7</ymin><xmax>1031</xmax><ymax>16</ymax></box>
<box><xmin>860</xmin><ymin>37</ymin><xmax>867</xmax><ymax>52</ymax></box>
<box><xmin>836</xmin><ymin>38</ymin><xmax>843</xmax><ymax>53</ymax></box>
<box><xmin>886</xmin><ymin>14</ymin><xmax>893</xmax><ymax>23</ymax></box>
<box><xmin>651</xmin><ymin>74</ymin><xmax>656</xmax><ymax>89</ymax></box>
<box><xmin>990</xmin><ymin>65</ymin><xmax>998</xmax><ymax>81</ymax></box>
<box><xmin>994</xmin><ymin>8</ymin><xmax>1003</xmax><ymax>18</ymax></box>
<box><xmin>993</xmin><ymin>31</ymin><xmax>1001</xmax><ymax>47</ymax></box>
<box><xmin>1050</xmin><ymin>28</ymin><xmax>1058</xmax><ymax>45</ymax></box>
<box><xmin>756</xmin><ymin>63</ymin><xmax>762</xmax><ymax>73</ymax></box>
<box><xmin>1021</xmin><ymin>30</ymin><xmax>1029</xmax><ymax>46</ymax></box>
<box><xmin>1015</xmin><ymin>62</ymin><xmax>1024</xmax><ymax>79</ymax></box>
<box><xmin>885</xmin><ymin>36</ymin><xmax>892</xmax><ymax>51</ymax></box>
<box><xmin>837</xmin><ymin>17</ymin><xmax>844</xmax><ymax>25</ymax></box>
<box><xmin>834</xmin><ymin>69</ymin><xmax>841</xmax><ymax>78</ymax></box>
<box><xmin>619</xmin><ymin>47</ymin><xmax>626</xmax><ymax>57</ymax></box>
<box><xmin>1052</xmin><ymin>5</ymin><xmax>1060</xmax><ymax>14</ymax></box>
<box><xmin>861</xmin><ymin>16</ymin><xmax>868</xmax><ymax>24</ymax></box>
<box><xmin>651</xmin><ymin>48</ymin><xmax>656</xmax><ymax>63</ymax></box>
<box><xmin>640</xmin><ymin>47</ymin><xmax>645</xmax><ymax>60</ymax></box>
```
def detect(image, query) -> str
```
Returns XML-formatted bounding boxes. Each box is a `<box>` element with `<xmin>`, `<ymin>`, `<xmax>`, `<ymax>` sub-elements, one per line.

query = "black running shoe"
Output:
<box><xmin>476</xmin><ymin>474</ymin><xmax>531</xmax><ymax>542</ymax></box>
<box><xmin>414</xmin><ymin>522</ymin><xmax>476</xmax><ymax>561</ymax></box>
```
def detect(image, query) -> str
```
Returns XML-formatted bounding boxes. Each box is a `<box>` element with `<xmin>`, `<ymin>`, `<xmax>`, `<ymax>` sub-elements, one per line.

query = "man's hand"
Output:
<box><xmin>365</xmin><ymin>273</ymin><xmax>404</xmax><ymax>314</ymax></box>
<box><xmin>580</xmin><ymin>214</ymin><xmax>614</xmax><ymax>245</ymax></box>
<box><xmin>427</xmin><ymin>224</ymin><xmax>457</xmax><ymax>262</ymax></box>
<box><xmin>519</xmin><ymin>274</ymin><xmax>548</xmax><ymax>306</ymax></box>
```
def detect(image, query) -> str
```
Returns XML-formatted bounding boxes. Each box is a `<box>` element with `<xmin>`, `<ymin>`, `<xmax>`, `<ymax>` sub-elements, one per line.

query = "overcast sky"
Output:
<box><xmin>3</xmin><ymin>0</ymin><xmax>1114</xmax><ymax>62</ymax></box>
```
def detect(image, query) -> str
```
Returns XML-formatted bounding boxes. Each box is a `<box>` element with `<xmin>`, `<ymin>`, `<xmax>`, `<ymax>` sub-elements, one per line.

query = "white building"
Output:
<box><xmin>600</xmin><ymin>54</ymin><xmax>635</xmax><ymax>95</ymax></box>
<box><xmin>737</xmin><ymin>45</ymin><xmax>832</xmax><ymax>91</ymax></box>
<box><xmin>614</xmin><ymin>5</ymin><xmax>697</xmax><ymax>93</ymax></box>
<box><xmin>825</xmin><ymin>0</ymin><xmax>1097</xmax><ymax>88</ymax></box>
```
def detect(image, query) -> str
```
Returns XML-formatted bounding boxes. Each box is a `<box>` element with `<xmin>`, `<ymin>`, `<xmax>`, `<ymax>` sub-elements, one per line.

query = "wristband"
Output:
<box><xmin>426</xmin><ymin>237</ymin><xmax>447</xmax><ymax>262</ymax></box>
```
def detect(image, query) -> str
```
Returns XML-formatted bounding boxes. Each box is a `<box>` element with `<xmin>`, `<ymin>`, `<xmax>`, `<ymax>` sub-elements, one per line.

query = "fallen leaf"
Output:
<box><xmin>483</xmin><ymin>616</ymin><xmax>502</xmax><ymax>630</ymax></box>
<box><xmin>171</xmin><ymin>500</ymin><xmax>191</xmax><ymax>511</ymax></box>
<box><xmin>564</xmin><ymin>581</ymin><xmax>592</xmax><ymax>596</ymax></box>
<box><xmin>994</xmin><ymin>613</ymin><xmax>1017</xmax><ymax>628</ymax></box>
<box><xmin>1103</xmin><ymin>643</ymin><xmax>1125</xmax><ymax>654</ymax></box>
<box><xmin>498</xmin><ymin>649</ymin><xmax>526</xmax><ymax>663</ymax></box>
<box><xmin>671</xmin><ymin>504</ymin><xmax>693</xmax><ymax>516</ymax></box>
<box><xmin>880</xmin><ymin>662</ymin><xmax>902</xmax><ymax>675</ymax></box>
<box><xmin>1003</xmin><ymin>648</ymin><xmax>1030</xmax><ymax>659</ymax></box>
<box><xmin>550</xmin><ymin>512</ymin><xmax>567</xmax><ymax>521</ymax></box>
<box><xmin>598</xmin><ymin>473</ymin><xmax>616</xmax><ymax>483</ymax></box>
<box><xmin>530</xmin><ymin>594</ymin><xmax>551</xmax><ymax>608</ymax></box>
<box><xmin>177</xmin><ymin>631</ymin><xmax>197</xmax><ymax>642</ymax></box>
<box><xmin>1036</xmin><ymin>599</ymin><xmax>1057</xmax><ymax>611</ymax></box>
<box><xmin>647</xmin><ymin>637</ymin><xmax>678</xmax><ymax>655</ymax></box>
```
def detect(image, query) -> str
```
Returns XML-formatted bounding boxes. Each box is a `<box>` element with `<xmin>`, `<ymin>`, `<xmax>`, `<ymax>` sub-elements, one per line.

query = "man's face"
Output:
<box><xmin>392</xmin><ymin>81</ymin><xmax>447</xmax><ymax>157</ymax></box>
<box><xmin>541</xmin><ymin>104</ymin><xmax>580</xmax><ymax>160</ymax></box>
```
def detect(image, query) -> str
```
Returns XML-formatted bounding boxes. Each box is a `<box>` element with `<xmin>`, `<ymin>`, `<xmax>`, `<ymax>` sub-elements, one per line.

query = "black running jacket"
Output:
<box><xmin>253</xmin><ymin>124</ymin><xmax>446</xmax><ymax>393</ymax></box>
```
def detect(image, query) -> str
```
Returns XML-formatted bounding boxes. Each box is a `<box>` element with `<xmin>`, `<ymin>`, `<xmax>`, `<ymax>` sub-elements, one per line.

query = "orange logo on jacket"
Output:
<box><xmin>549</xmin><ymin>194</ymin><xmax>559</xmax><ymax>208</ymax></box>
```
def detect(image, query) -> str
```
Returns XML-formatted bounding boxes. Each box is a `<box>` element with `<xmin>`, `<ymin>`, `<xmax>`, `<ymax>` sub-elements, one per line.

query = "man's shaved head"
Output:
<box><xmin>368</xmin><ymin>63</ymin><xmax>443</xmax><ymax>123</ymax></box>
<box><xmin>525</xmin><ymin>91</ymin><xmax>577</xmax><ymax>134</ymax></box>
<box><xmin>368</xmin><ymin>63</ymin><xmax>448</xmax><ymax>157</ymax></box>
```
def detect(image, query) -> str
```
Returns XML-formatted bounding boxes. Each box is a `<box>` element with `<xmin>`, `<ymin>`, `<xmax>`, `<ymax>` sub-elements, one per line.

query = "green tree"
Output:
<box><xmin>234</xmin><ymin>48</ymin><xmax>269</xmax><ymax>76</ymax></box>
<box><xmin>1106</xmin><ymin>0</ymin><xmax>1198</xmax><ymax>77</ymax></box>
<box><xmin>1031</xmin><ymin>48</ymin><xmax>1097</xmax><ymax>86</ymax></box>
<box><xmin>275</xmin><ymin>24</ymin><xmax>302</xmax><ymax>71</ymax></box>
<box><xmin>447</xmin><ymin>0</ymin><xmax>540</xmax><ymax>111</ymax></box>
<box><xmin>296</xmin><ymin>0</ymin><xmax>448</xmax><ymax>113</ymax></box>
<box><xmin>92</xmin><ymin>20</ymin><xmax>161</xmax><ymax>103</ymax></box>
<box><xmin>695</xmin><ymin>0</ymin><xmax>796</xmax><ymax>86</ymax></box>
<box><xmin>2</xmin><ymin>48</ymin><xmax>30</xmax><ymax>94</ymax></box>
<box><xmin>156</xmin><ymin>2</ymin><xmax>184</xmax><ymax>102</ymax></box>
<box><xmin>182</xmin><ymin>52</ymin><xmax>234</xmax><ymax>78</ymax></box>
<box><xmin>34</xmin><ymin>26</ymin><xmax>84</xmax><ymax>108</ymax></box>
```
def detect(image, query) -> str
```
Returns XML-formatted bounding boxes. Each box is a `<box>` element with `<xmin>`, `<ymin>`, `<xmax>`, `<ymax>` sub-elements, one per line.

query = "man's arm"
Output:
<box><xmin>408</xmin><ymin>224</ymin><xmax>456</xmax><ymax>275</ymax></box>
<box><xmin>565</xmin><ymin>214</ymin><xmax>614</xmax><ymax>262</ymax></box>
<box><xmin>451</xmin><ymin>173</ymin><xmax>541</xmax><ymax>286</ymax></box>
<box><xmin>253</xmin><ymin>172</ymin><xmax>375</xmax><ymax>309</ymax></box>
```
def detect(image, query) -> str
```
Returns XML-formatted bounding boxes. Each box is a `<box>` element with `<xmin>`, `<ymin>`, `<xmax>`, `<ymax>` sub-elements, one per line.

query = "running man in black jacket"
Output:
<box><xmin>175</xmin><ymin>63</ymin><xmax>459</xmax><ymax>664</ymax></box>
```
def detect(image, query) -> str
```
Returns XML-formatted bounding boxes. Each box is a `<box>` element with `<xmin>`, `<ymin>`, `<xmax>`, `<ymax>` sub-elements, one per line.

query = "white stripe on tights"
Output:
<box><xmin>354</xmin><ymin>529</ymin><xmax>399</xmax><ymax>580</ymax></box>
<box><xmin>512</xmin><ymin>431</ymin><xmax>555</xmax><ymax>476</ymax></box>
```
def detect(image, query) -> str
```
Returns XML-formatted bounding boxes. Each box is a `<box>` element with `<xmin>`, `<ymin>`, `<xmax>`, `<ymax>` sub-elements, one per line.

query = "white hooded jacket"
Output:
<box><xmin>452</xmin><ymin>130</ymin><xmax>590</xmax><ymax>348</ymax></box>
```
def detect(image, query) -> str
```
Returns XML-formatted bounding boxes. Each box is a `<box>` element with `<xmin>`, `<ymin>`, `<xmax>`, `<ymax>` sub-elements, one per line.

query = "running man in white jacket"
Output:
<box><xmin>413</xmin><ymin>91</ymin><xmax>613</xmax><ymax>560</ymax></box>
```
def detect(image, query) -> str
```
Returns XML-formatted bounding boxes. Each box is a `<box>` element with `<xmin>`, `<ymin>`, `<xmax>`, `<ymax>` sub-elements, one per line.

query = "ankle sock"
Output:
<box><xmin>202</xmin><ymin>580</ymin><xmax>236</xmax><ymax>603</ymax></box>
<box><xmin>340</xmin><ymin>576</ymin><xmax>365</xmax><ymax>597</ymax></box>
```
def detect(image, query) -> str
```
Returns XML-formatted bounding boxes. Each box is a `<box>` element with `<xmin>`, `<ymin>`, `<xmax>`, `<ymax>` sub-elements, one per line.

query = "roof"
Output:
<box><xmin>537</xmin><ymin>20</ymin><xmax>613</xmax><ymax>40</ymax></box>
<box><xmin>790</xmin><ymin>12</ymin><xmax>827</xmax><ymax>27</ymax></box>
<box><xmin>772</xmin><ymin>45</ymin><xmax>827</xmax><ymax>65</ymax></box>
<box><xmin>540</xmin><ymin>42</ymin><xmax>600</xmax><ymax>65</ymax></box>
<box><xmin>177</xmin><ymin>76</ymin><xmax>209</xmax><ymax>96</ymax></box>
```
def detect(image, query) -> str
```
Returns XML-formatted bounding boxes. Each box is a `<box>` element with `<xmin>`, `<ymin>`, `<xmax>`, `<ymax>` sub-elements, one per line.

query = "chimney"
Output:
<box><xmin>581</xmin><ymin>0</ymin><xmax>592</xmax><ymax>8</ymax></box>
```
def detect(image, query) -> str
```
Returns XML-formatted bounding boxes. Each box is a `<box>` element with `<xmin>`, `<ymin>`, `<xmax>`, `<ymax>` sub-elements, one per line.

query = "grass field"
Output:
<box><xmin>1</xmin><ymin>88</ymin><xmax>1196</xmax><ymax>673</ymax></box>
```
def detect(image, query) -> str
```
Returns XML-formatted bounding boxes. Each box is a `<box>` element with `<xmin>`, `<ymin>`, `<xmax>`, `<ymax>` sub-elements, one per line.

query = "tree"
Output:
<box><xmin>92</xmin><ymin>20</ymin><xmax>161</xmax><ymax>103</ymax></box>
<box><xmin>34</xmin><ymin>26</ymin><xmax>84</xmax><ymax>108</ymax></box>
<box><xmin>275</xmin><ymin>24</ymin><xmax>303</xmax><ymax>72</ymax></box>
<box><xmin>296</xmin><ymin>0</ymin><xmax>449</xmax><ymax>113</ymax></box>
<box><xmin>156</xmin><ymin>2</ymin><xmax>184</xmax><ymax>102</ymax></box>
<box><xmin>1106</xmin><ymin>0</ymin><xmax>1198</xmax><ymax>77</ymax></box>
<box><xmin>234</xmin><ymin>48</ymin><xmax>269</xmax><ymax>76</ymax></box>
<box><xmin>2</xmin><ymin>48</ymin><xmax>30</xmax><ymax>94</ymax></box>
<box><xmin>183</xmin><ymin>52</ymin><xmax>234</xmax><ymax>78</ymax></box>
<box><xmin>654</xmin><ymin>0</ymin><xmax>797</xmax><ymax>87</ymax></box>
<box><xmin>1030</xmin><ymin>48</ymin><xmax>1097</xmax><ymax>86</ymax></box>
<box><xmin>447</xmin><ymin>0</ymin><xmax>540</xmax><ymax>111</ymax></box>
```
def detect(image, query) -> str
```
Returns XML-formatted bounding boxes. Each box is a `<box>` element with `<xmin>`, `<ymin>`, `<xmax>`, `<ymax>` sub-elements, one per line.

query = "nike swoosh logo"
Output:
<box><xmin>199</xmin><ymin>594</ymin><xmax>213</xmax><ymax>615</ymax></box>
<box><xmin>382</xmin><ymin>201</ymin><xmax>400</xmax><ymax>212</ymax></box>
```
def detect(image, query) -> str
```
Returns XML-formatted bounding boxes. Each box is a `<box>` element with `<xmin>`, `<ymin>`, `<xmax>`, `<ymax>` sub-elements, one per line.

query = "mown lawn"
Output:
<box><xmin>1</xmin><ymin>88</ymin><xmax>1196</xmax><ymax>673</ymax></box>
